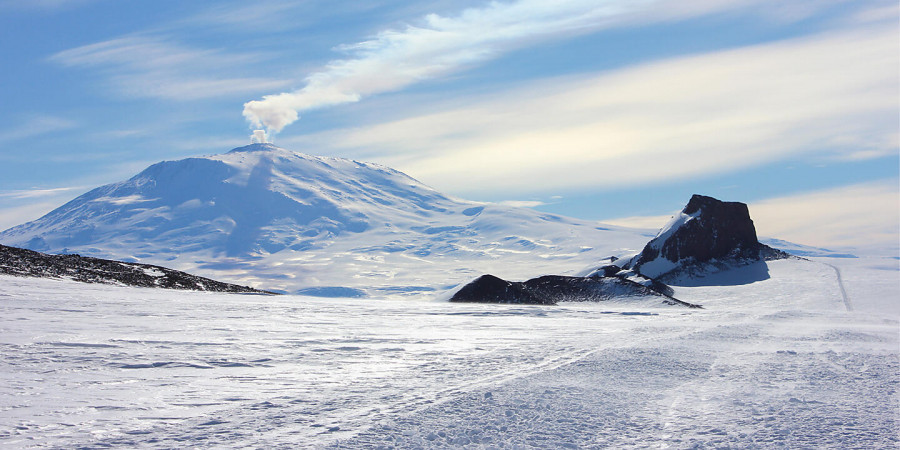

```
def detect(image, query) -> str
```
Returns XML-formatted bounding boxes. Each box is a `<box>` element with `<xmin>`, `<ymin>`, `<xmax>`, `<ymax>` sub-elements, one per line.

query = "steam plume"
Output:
<box><xmin>250</xmin><ymin>129</ymin><xmax>268</xmax><ymax>143</ymax></box>
<box><xmin>242</xmin><ymin>0</ymin><xmax>653</xmax><ymax>134</ymax></box>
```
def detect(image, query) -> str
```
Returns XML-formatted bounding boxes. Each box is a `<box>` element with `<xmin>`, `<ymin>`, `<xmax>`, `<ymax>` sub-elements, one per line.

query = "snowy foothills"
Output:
<box><xmin>0</xmin><ymin>0</ymin><xmax>898</xmax><ymax>448</ymax></box>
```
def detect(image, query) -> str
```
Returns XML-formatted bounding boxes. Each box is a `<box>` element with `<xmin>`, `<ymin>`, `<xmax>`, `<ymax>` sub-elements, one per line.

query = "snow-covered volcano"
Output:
<box><xmin>0</xmin><ymin>143</ymin><xmax>649</xmax><ymax>294</ymax></box>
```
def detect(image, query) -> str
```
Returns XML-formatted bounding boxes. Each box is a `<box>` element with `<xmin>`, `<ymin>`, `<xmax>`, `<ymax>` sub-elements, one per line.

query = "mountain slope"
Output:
<box><xmin>0</xmin><ymin>144</ymin><xmax>650</xmax><ymax>294</ymax></box>
<box><xmin>3</xmin><ymin>144</ymin><xmax>448</xmax><ymax>258</ymax></box>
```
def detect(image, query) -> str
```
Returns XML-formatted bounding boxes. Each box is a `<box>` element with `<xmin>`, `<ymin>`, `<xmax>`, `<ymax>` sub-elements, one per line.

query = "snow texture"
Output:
<box><xmin>1</xmin><ymin>255</ymin><xmax>897</xmax><ymax>448</ymax></box>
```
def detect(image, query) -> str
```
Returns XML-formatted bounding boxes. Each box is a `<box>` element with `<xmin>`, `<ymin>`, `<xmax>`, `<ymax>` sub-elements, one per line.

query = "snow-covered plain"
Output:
<box><xmin>1</xmin><ymin>255</ymin><xmax>897</xmax><ymax>448</ymax></box>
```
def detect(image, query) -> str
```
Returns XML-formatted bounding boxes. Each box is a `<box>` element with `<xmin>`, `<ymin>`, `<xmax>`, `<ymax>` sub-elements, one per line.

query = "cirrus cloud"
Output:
<box><xmin>285</xmin><ymin>24</ymin><xmax>897</xmax><ymax>196</ymax></box>
<box><xmin>243</xmin><ymin>0</ymin><xmax>860</xmax><ymax>134</ymax></box>
<box><xmin>50</xmin><ymin>36</ymin><xmax>292</xmax><ymax>100</ymax></box>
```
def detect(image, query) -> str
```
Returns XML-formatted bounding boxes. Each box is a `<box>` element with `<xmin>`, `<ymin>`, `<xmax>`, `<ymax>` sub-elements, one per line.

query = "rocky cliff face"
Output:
<box><xmin>625</xmin><ymin>194</ymin><xmax>786</xmax><ymax>281</ymax></box>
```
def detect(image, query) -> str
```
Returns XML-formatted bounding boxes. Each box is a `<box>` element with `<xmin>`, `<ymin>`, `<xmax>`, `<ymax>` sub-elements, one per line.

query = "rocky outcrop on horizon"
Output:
<box><xmin>0</xmin><ymin>244</ymin><xmax>273</xmax><ymax>294</ymax></box>
<box><xmin>450</xmin><ymin>194</ymin><xmax>788</xmax><ymax>305</ymax></box>
<box><xmin>622</xmin><ymin>194</ymin><xmax>788</xmax><ymax>283</ymax></box>
<box><xmin>450</xmin><ymin>272</ymin><xmax>700</xmax><ymax>307</ymax></box>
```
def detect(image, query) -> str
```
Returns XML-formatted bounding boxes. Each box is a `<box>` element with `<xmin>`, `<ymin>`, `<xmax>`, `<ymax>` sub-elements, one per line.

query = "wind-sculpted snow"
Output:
<box><xmin>1</xmin><ymin>257</ymin><xmax>897</xmax><ymax>448</ymax></box>
<box><xmin>0</xmin><ymin>143</ymin><xmax>648</xmax><ymax>294</ymax></box>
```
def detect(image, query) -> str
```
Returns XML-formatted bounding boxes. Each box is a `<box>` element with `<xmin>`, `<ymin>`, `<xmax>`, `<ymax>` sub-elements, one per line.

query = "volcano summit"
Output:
<box><xmin>0</xmin><ymin>144</ymin><xmax>648</xmax><ymax>294</ymax></box>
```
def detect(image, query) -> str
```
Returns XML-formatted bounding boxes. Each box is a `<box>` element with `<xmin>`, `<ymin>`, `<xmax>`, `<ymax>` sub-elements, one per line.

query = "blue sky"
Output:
<box><xmin>0</xmin><ymin>0</ymin><xmax>897</xmax><ymax>251</ymax></box>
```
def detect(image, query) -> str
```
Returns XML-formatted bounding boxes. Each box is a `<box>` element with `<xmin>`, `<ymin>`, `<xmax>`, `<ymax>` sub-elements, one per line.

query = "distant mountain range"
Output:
<box><xmin>0</xmin><ymin>143</ymin><xmax>650</xmax><ymax>295</ymax></box>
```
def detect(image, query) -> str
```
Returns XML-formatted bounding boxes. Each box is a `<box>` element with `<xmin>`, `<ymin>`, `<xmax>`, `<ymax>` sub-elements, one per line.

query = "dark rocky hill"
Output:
<box><xmin>450</xmin><ymin>274</ymin><xmax>550</xmax><ymax>305</ymax></box>
<box><xmin>449</xmin><ymin>194</ymin><xmax>790</xmax><ymax>306</ymax></box>
<box><xmin>0</xmin><ymin>244</ymin><xmax>273</xmax><ymax>294</ymax></box>
<box><xmin>450</xmin><ymin>272</ymin><xmax>700</xmax><ymax>307</ymax></box>
<box><xmin>624</xmin><ymin>194</ymin><xmax>788</xmax><ymax>282</ymax></box>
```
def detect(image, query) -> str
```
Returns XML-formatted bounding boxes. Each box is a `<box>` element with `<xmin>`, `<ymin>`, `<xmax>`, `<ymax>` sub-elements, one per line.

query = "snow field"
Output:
<box><xmin>1</xmin><ymin>256</ymin><xmax>897</xmax><ymax>448</ymax></box>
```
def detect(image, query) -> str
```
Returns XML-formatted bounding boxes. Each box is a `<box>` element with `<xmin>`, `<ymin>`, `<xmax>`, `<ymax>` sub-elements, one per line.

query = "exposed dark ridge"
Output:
<box><xmin>524</xmin><ymin>275</ymin><xmax>699</xmax><ymax>307</ymax></box>
<box><xmin>449</xmin><ymin>274</ymin><xmax>550</xmax><ymax>305</ymax></box>
<box><xmin>663</xmin><ymin>194</ymin><xmax>759</xmax><ymax>263</ymax></box>
<box><xmin>0</xmin><ymin>244</ymin><xmax>275</xmax><ymax>294</ymax></box>
<box><xmin>450</xmin><ymin>273</ymin><xmax>701</xmax><ymax>308</ymax></box>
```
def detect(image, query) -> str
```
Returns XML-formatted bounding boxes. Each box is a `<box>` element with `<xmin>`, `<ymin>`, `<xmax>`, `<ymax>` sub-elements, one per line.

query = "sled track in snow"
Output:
<box><xmin>245</xmin><ymin>313</ymin><xmax>714</xmax><ymax>446</ymax></box>
<box><xmin>822</xmin><ymin>262</ymin><xmax>853</xmax><ymax>312</ymax></box>
<box><xmin>320</xmin><ymin>317</ymin><xmax>715</xmax><ymax>445</ymax></box>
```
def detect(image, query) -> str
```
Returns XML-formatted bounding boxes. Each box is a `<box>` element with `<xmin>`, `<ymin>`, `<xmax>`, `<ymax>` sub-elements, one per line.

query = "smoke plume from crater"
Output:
<box><xmin>241</xmin><ymin>0</ymin><xmax>651</xmax><ymax>135</ymax></box>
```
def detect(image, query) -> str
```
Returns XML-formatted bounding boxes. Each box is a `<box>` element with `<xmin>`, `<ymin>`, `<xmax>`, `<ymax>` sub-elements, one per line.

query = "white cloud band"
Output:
<box><xmin>242</xmin><ymin>0</ymin><xmax>659</xmax><ymax>133</ymax></box>
<box><xmin>242</xmin><ymin>0</ymin><xmax>872</xmax><ymax>133</ymax></box>
<box><xmin>286</xmin><ymin>24</ymin><xmax>897</xmax><ymax>196</ymax></box>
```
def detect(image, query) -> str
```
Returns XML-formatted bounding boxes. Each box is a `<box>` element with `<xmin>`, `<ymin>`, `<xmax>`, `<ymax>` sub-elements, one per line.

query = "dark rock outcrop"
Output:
<box><xmin>0</xmin><ymin>244</ymin><xmax>273</xmax><ymax>293</ymax></box>
<box><xmin>449</xmin><ymin>274</ymin><xmax>550</xmax><ymax>305</ymax></box>
<box><xmin>634</xmin><ymin>195</ymin><xmax>758</xmax><ymax>265</ymax></box>
<box><xmin>449</xmin><ymin>273</ymin><xmax>700</xmax><ymax>308</ymax></box>
<box><xmin>449</xmin><ymin>194</ymin><xmax>793</xmax><ymax>307</ymax></box>
<box><xmin>523</xmin><ymin>275</ymin><xmax>696</xmax><ymax>307</ymax></box>
<box><xmin>626</xmin><ymin>194</ymin><xmax>787</xmax><ymax>281</ymax></box>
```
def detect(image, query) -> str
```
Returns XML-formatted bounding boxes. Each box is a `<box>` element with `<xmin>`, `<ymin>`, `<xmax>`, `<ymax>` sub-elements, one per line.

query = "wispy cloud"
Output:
<box><xmin>0</xmin><ymin>0</ymin><xmax>101</xmax><ymax>12</ymax></box>
<box><xmin>0</xmin><ymin>186</ymin><xmax>85</xmax><ymax>200</ymax></box>
<box><xmin>0</xmin><ymin>202</ymin><xmax>65</xmax><ymax>232</ymax></box>
<box><xmin>845</xmin><ymin>1</ymin><xmax>899</xmax><ymax>24</ymax></box>
<box><xmin>50</xmin><ymin>36</ymin><xmax>292</xmax><ymax>100</ymax></box>
<box><xmin>0</xmin><ymin>186</ymin><xmax>89</xmax><ymax>231</ymax></box>
<box><xmin>287</xmin><ymin>24</ymin><xmax>897</xmax><ymax>196</ymax></box>
<box><xmin>0</xmin><ymin>115</ymin><xmax>77</xmax><ymax>142</ymax></box>
<box><xmin>242</xmin><ymin>0</ymin><xmax>862</xmax><ymax>134</ymax></box>
<box><xmin>497</xmin><ymin>200</ymin><xmax>546</xmax><ymax>208</ymax></box>
<box><xmin>244</xmin><ymin>0</ymin><xmax>644</xmax><ymax>131</ymax></box>
<box><xmin>181</xmin><ymin>0</ymin><xmax>378</xmax><ymax>32</ymax></box>
<box><xmin>188</xmin><ymin>0</ymin><xmax>301</xmax><ymax>30</ymax></box>
<box><xmin>602</xmin><ymin>214</ymin><xmax>676</xmax><ymax>231</ymax></box>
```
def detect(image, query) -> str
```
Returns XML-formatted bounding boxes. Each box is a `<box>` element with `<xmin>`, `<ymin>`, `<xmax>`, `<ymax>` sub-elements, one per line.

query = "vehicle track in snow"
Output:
<box><xmin>822</xmin><ymin>262</ymin><xmax>853</xmax><ymax>312</ymax></box>
<box><xmin>317</xmin><ymin>316</ymin><xmax>717</xmax><ymax>446</ymax></box>
<box><xmin>246</xmin><ymin>312</ymin><xmax>713</xmax><ymax>446</ymax></box>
